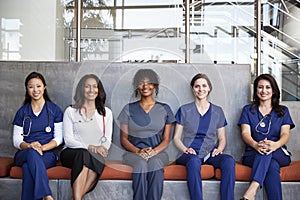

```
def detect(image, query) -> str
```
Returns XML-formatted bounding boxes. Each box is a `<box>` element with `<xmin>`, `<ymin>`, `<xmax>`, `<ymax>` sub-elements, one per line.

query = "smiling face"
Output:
<box><xmin>137</xmin><ymin>77</ymin><xmax>155</xmax><ymax>97</ymax></box>
<box><xmin>84</xmin><ymin>77</ymin><xmax>99</xmax><ymax>102</ymax></box>
<box><xmin>192</xmin><ymin>78</ymin><xmax>210</xmax><ymax>100</ymax></box>
<box><xmin>26</xmin><ymin>78</ymin><xmax>46</xmax><ymax>102</ymax></box>
<box><xmin>256</xmin><ymin>79</ymin><xmax>273</xmax><ymax>102</ymax></box>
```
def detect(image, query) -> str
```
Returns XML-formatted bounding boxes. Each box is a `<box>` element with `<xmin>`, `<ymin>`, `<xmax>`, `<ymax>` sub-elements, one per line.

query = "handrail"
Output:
<box><xmin>266</xmin><ymin>1</ymin><xmax>300</xmax><ymax>23</ymax></box>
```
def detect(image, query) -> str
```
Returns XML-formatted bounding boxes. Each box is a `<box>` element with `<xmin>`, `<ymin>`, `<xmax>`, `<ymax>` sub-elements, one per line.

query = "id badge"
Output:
<box><xmin>203</xmin><ymin>153</ymin><xmax>211</xmax><ymax>162</ymax></box>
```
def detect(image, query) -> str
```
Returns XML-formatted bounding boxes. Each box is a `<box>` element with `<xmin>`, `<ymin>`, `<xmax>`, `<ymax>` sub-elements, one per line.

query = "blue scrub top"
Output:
<box><xmin>13</xmin><ymin>101</ymin><xmax>63</xmax><ymax>145</ymax></box>
<box><xmin>238</xmin><ymin>104</ymin><xmax>295</xmax><ymax>152</ymax></box>
<box><xmin>118</xmin><ymin>101</ymin><xmax>175</xmax><ymax>149</ymax></box>
<box><xmin>175</xmin><ymin>102</ymin><xmax>227</xmax><ymax>158</ymax></box>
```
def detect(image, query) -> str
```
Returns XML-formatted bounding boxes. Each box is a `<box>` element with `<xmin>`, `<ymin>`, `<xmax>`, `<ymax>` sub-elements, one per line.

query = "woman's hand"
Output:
<box><xmin>137</xmin><ymin>147</ymin><xmax>157</xmax><ymax>160</ymax></box>
<box><xmin>256</xmin><ymin>138</ymin><xmax>278</xmax><ymax>155</ymax></box>
<box><xmin>88</xmin><ymin>145</ymin><xmax>109</xmax><ymax>157</ymax></box>
<box><xmin>145</xmin><ymin>147</ymin><xmax>157</xmax><ymax>159</ymax></box>
<box><xmin>184</xmin><ymin>147</ymin><xmax>196</xmax><ymax>155</ymax></box>
<box><xmin>262</xmin><ymin>139</ymin><xmax>279</xmax><ymax>155</ymax></box>
<box><xmin>30</xmin><ymin>141</ymin><xmax>43</xmax><ymax>155</ymax></box>
<box><xmin>211</xmin><ymin>148</ymin><xmax>223</xmax><ymax>157</ymax></box>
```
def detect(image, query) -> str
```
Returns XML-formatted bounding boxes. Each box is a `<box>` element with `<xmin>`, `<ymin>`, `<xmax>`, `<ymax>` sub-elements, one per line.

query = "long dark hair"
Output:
<box><xmin>133</xmin><ymin>69</ymin><xmax>160</xmax><ymax>97</ymax></box>
<box><xmin>73</xmin><ymin>74</ymin><xmax>106</xmax><ymax>116</ymax></box>
<box><xmin>251</xmin><ymin>73</ymin><xmax>284</xmax><ymax>116</ymax></box>
<box><xmin>23</xmin><ymin>71</ymin><xmax>52</xmax><ymax>105</ymax></box>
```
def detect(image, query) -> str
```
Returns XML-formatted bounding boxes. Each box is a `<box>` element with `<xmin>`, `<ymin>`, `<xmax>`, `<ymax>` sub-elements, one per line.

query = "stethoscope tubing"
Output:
<box><xmin>255</xmin><ymin>109</ymin><xmax>272</xmax><ymax>135</ymax></box>
<box><xmin>21</xmin><ymin>102</ymin><xmax>51</xmax><ymax>136</ymax></box>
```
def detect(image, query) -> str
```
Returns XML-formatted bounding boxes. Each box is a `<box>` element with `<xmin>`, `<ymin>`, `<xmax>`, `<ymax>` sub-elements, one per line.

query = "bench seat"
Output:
<box><xmin>215</xmin><ymin>161</ymin><xmax>300</xmax><ymax>181</ymax></box>
<box><xmin>9</xmin><ymin>160</ymin><xmax>215</xmax><ymax>180</ymax></box>
<box><xmin>0</xmin><ymin>157</ymin><xmax>14</xmax><ymax>177</ymax></box>
<box><xmin>4</xmin><ymin>157</ymin><xmax>300</xmax><ymax>181</ymax></box>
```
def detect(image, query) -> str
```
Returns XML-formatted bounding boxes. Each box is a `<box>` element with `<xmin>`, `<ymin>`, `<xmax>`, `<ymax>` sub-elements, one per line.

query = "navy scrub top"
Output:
<box><xmin>175</xmin><ymin>102</ymin><xmax>227</xmax><ymax>158</ymax></box>
<box><xmin>118</xmin><ymin>101</ymin><xmax>175</xmax><ymax>149</ymax></box>
<box><xmin>13</xmin><ymin>101</ymin><xmax>63</xmax><ymax>145</ymax></box>
<box><xmin>238</xmin><ymin>104</ymin><xmax>295</xmax><ymax>152</ymax></box>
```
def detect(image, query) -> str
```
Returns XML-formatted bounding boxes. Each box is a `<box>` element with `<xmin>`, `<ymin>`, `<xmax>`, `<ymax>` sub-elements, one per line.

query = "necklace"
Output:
<box><xmin>80</xmin><ymin>105</ymin><xmax>95</xmax><ymax>122</ymax></box>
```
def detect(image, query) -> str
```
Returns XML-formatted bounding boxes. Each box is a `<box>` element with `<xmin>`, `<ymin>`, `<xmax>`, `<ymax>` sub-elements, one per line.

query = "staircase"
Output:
<box><xmin>186</xmin><ymin>0</ymin><xmax>300</xmax><ymax>100</ymax></box>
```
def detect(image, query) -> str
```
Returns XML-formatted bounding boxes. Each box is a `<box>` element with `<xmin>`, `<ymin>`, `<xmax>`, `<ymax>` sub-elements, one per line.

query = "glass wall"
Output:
<box><xmin>0</xmin><ymin>0</ymin><xmax>299</xmax><ymax>100</ymax></box>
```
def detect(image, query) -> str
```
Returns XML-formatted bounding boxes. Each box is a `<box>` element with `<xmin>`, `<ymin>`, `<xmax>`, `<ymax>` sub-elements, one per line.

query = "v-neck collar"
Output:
<box><xmin>194</xmin><ymin>102</ymin><xmax>211</xmax><ymax>117</ymax></box>
<box><xmin>138</xmin><ymin>101</ymin><xmax>156</xmax><ymax>114</ymax></box>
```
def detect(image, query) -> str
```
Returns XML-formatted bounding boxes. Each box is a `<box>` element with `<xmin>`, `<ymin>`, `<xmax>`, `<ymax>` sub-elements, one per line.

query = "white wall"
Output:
<box><xmin>0</xmin><ymin>0</ymin><xmax>64</xmax><ymax>61</ymax></box>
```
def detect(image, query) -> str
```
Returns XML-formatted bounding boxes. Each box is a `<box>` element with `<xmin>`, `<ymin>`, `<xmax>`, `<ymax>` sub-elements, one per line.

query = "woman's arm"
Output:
<box><xmin>264</xmin><ymin>124</ymin><xmax>290</xmax><ymax>155</ymax></box>
<box><xmin>144</xmin><ymin>123</ymin><xmax>173</xmax><ymax>159</ymax></box>
<box><xmin>63</xmin><ymin>108</ymin><xmax>86</xmax><ymax>149</ymax></box>
<box><xmin>173</xmin><ymin>123</ymin><xmax>187</xmax><ymax>153</ymax></box>
<box><xmin>173</xmin><ymin>123</ymin><xmax>196</xmax><ymax>155</ymax></box>
<box><xmin>41</xmin><ymin>122</ymin><xmax>63</xmax><ymax>151</ymax></box>
<box><xmin>89</xmin><ymin>108</ymin><xmax>114</xmax><ymax>158</ymax></box>
<box><xmin>153</xmin><ymin>123</ymin><xmax>172</xmax><ymax>153</ymax></box>
<box><xmin>101</xmin><ymin>108</ymin><xmax>113</xmax><ymax>150</ymax></box>
<box><xmin>212</xmin><ymin>126</ymin><xmax>226</xmax><ymax>157</ymax></box>
<box><xmin>13</xmin><ymin>125</ymin><xmax>24</xmax><ymax>149</ymax></box>
<box><xmin>241</xmin><ymin>124</ymin><xmax>265</xmax><ymax>155</ymax></box>
<box><xmin>120</xmin><ymin>123</ymin><xmax>140</xmax><ymax>153</ymax></box>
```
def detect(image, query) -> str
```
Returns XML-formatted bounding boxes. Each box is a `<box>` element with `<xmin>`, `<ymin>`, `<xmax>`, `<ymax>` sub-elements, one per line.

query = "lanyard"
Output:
<box><xmin>100</xmin><ymin>114</ymin><xmax>106</xmax><ymax>144</ymax></box>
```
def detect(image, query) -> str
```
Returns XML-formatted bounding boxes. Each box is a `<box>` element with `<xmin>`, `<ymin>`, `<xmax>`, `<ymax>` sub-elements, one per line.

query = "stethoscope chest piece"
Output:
<box><xmin>259</xmin><ymin>122</ymin><xmax>266</xmax><ymax>128</ymax></box>
<box><xmin>100</xmin><ymin>136</ymin><xmax>107</xmax><ymax>144</ymax></box>
<box><xmin>45</xmin><ymin>126</ymin><xmax>51</xmax><ymax>133</ymax></box>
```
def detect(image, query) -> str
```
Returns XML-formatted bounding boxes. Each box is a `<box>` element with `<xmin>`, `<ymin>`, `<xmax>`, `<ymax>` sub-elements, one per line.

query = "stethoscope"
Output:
<box><xmin>255</xmin><ymin>109</ymin><xmax>272</xmax><ymax>135</ymax></box>
<box><xmin>22</xmin><ymin>102</ymin><xmax>51</xmax><ymax>137</ymax></box>
<box><xmin>79</xmin><ymin>106</ymin><xmax>107</xmax><ymax>144</ymax></box>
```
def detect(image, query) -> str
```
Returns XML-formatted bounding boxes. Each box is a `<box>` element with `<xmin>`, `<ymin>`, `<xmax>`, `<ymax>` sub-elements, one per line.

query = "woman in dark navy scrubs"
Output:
<box><xmin>173</xmin><ymin>73</ymin><xmax>235</xmax><ymax>200</ymax></box>
<box><xmin>118</xmin><ymin>69</ymin><xmax>175</xmax><ymax>200</ymax></box>
<box><xmin>238</xmin><ymin>74</ymin><xmax>295</xmax><ymax>200</ymax></box>
<box><xmin>12</xmin><ymin>72</ymin><xmax>63</xmax><ymax>200</ymax></box>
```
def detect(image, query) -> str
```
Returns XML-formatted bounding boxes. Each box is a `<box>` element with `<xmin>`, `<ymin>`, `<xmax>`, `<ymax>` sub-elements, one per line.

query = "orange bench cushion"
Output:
<box><xmin>0</xmin><ymin>157</ymin><xmax>14</xmax><ymax>177</ymax></box>
<box><xmin>10</xmin><ymin>160</ymin><xmax>133</xmax><ymax>180</ymax></box>
<box><xmin>215</xmin><ymin>161</ymin><xmax>300</xmax><ymax>181</ymax></box>
<box><xmin>9</xmin><ymin>160</ymin><xmax>215</xmax><ymax>180</ymax></box>
<box><xmin>164</xmin><ymin>164</ymin><xmax>215</xmax><ymax>180</ymax></box>
<box><xmin>280</xmin><ymin>161</ymin><xmax>300</xmax><ymax>181</ymax></box>
<box><xmin>215</xmin><ymin>162</ymin><xmax>251</xmax><ymax>181</ymax></box>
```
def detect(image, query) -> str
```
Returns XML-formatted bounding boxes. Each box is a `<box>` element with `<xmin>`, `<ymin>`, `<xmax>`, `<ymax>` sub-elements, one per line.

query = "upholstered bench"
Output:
<box><xmin>0</xmin><ymin>157</ymin><xmax>14</xmax><ymax>177</ymax></box>
<box><xmin>9</xmin><ymin>160</ymin><xmax>215</xmax><ymax>181</ymax></box>
<box><xmin>215</xmin><ymin>161</ymin><xmax>300</xmax><ymax>181</ymax></box>
<box><xmin>9</xmin><ymin>160</ymin><xmax>133</xmax><ymax>180</ymax></box>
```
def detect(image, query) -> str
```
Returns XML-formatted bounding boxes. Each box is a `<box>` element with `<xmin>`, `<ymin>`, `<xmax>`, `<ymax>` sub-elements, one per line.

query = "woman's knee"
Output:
<box><xmin>26</xmin><ymin>149</ymin><xmax>43</xmax><ymax>162</ymax></box>
<box><xmin>268</xmin><ymin>160</ymin><xmax>280</xmax><ymax>173</ymax></box>
<box><xmin>222</xmin><ymin>155</ymin><xmax>235</xmax><ymax>168</ymax></box>
<box><xmin>132</xmin><ymin>159</ymin><xmax>148</xmax><ymax>173</ymax></box>
<box><xmin>186</xmin><ymin>157</ymin><xmax>202</xmax><ymax>171</ymax></box>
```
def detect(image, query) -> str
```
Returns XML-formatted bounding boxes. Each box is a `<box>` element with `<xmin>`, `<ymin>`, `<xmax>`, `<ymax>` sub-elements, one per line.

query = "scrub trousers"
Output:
<box><xmin>242</xmin><ymin>148</ymin><xmax>291</xmax><ymax>200</ymax></box>
<box><xmin>123</xmin><ymin>151</ymin><xmax>169</xmax><ymax>200</ymax></box>
<box><xmin>14</xmin><ymin>148</ymin><xmax>57</xmax><ymax>200</ymax></box>
<box><xmin>176</xmin><ymin>153</ymin><xmax>235</xmax><ymax>200</ymax></box>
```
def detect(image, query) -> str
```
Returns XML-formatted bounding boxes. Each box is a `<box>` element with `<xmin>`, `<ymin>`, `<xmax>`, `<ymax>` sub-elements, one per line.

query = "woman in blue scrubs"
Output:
<box><xmin>118</xmin><ymin>69</ymin><xmax>175</xmax><ymax>200</ymax></box>
<box><xmin>239</xmin><ymin>74</ymin><xmax>295</xmax><ymax>200</ymax></box>
<box><xmin>173</xmin><ymin>73</ymin><xmax>236</xmax><ymax>200</ymax></box>
<box><xmin>12</xmin><ymin>72</ymin><xmax>63</xmax><ymax>200</ymax></box>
